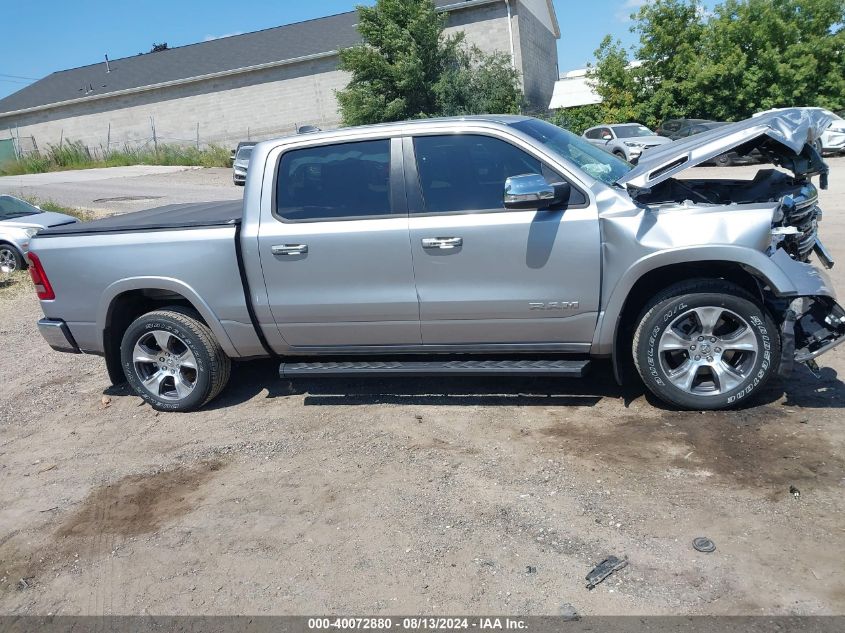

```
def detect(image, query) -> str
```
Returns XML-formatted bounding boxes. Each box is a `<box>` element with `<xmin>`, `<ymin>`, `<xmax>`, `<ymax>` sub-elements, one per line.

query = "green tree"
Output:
<box><xmin>589</xmin><ymin>0</ymin><xmax>845</xmax><ymax>125</ymax></box>
<box><xmin>337</xmin><ymin>0</ymin><xmax>524</xmax><ymax>125</ymax></box>
<box><xmin>589</xmin><ymin>36</ymin><xmax>640</xmax><ymax>123</ymax></box>
<box><xmin>435</xmin><ymin>46</ymin><xmax>523</xmax><ymax>116</ymax></box>
<box><xmin>545</xmin><ymin>104</ymin><xmax>606</xmax><ymax>135</ymax></box>
<box><xmin>336</xmin><ymin>0</ymin><xmax>460</xmax><ymax>125</ymax></box>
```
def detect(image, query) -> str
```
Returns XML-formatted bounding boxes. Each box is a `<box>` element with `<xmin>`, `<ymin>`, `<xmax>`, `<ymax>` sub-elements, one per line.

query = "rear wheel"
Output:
<box><xmin>0</xmin><ymin>244</ymin><xmax>23</xmax><ymax>273</ymax></box>
<box><xmin>120</xmin><ymin>308</ymin><xmax>231</xmax><ymax>411</ymax></box>
<box><xmin>633</xmin><ymin>280</ymin><xmax>780</xmax><ymax>410</ymax></box>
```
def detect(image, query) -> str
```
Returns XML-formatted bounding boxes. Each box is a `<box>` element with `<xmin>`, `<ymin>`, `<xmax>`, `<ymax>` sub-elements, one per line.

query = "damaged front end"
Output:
<box><xmin>768</xmin><ymin>171</ymin><xmax>845</xmax><ymax>376</ymax></box>
<box><xmin>618</xmin><ymin>107</ymin><xmax>845</xmax><ymax>377</ymax></box>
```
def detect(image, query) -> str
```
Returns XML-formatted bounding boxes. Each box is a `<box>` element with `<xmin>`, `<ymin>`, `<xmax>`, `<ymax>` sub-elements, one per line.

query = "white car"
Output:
<box><xmin>820</xmin><ymin>111</ymin><xmax>845</xmax><ymax>155</ymax></box>
<box><xmin>0</xmin><ymin>196</ymin><xmax>78</xmax><ymax>273</ymax></box>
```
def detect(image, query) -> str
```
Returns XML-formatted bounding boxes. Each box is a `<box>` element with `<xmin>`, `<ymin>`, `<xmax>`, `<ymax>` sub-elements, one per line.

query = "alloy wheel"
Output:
<box><xmin>657</xmin><ymin>306</ymin><xmax>759</xmax><ymax>396</ymax></box>
<box><xmin>132</xmin><ymin>330</ymin><xmax>198</xmax><ymax>401</ymax></box>
<box><xmin>0</xmin><ymin>247</ymin><xmax>18</xmax><ymax>273</ymax></box>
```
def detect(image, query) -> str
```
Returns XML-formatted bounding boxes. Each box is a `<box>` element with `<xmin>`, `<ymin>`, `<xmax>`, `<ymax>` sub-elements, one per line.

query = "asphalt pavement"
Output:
<box><xmin>0</xmin><ymin>166</ymin><xmax>242</xmax><ymax>216</ymax></box>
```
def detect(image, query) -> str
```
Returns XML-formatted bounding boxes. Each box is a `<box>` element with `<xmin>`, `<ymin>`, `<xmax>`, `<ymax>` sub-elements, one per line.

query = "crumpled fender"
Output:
<box><xmin>592</xmin><ymin>245</ymin><xmax>835</xmax><ymax>357</ymax></box>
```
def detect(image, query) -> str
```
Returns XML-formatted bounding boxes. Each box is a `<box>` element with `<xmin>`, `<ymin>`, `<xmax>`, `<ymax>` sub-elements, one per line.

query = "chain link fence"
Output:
<box><xmin>8</xmin><ymin>117</ymin><xmax>327</xmax><ymax>162</ymax></box>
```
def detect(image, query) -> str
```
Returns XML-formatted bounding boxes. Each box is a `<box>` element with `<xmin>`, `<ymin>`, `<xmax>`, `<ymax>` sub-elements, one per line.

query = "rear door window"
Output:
<box><xmin>276</xmin><ymin>140</ymin><xmax>392</xmax><ymax>221</ymax></box>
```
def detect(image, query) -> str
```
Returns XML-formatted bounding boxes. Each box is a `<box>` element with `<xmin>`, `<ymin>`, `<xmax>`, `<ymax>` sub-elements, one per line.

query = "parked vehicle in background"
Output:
<box><xmin>582</xmin><ymin>124</ymin><xmax>671</xmax><ymax>163</ymax></box>
<box><xmin>232</xmin><ymin>144</ymin><xmax>254</xmax><ymax>186</ymax></box>
<box><xmin>656</xmin><ymin>118</ymin><xmax>711</xmax><ymax>140</ymax></box>
<box><xmin>819</xmin><ymin>112</ymin><xmax>845</xmax><ymax>155</ymax></box>
<box><xmin>229</xmin><ymin>141</ymin><xmax>255</xmax><ymax>167</ymax></box>
<box><xmin>28</xmin><ymin>109</ymin><xmax>843</xmax><ymax>413</ymax></box>
<box><xmin>675</xmin><ymin>121</ymin><xmax>725</xmax><ymax>138</ymax></box>
<box><xmin>673</xmin><ymin>121</ymin><xmax>762</xmax><ymax>167</ymax></box>
<box><xmin>0</xmin><ymin>195</ymin><xmax>77</xmax><ymax>273</ymax></box>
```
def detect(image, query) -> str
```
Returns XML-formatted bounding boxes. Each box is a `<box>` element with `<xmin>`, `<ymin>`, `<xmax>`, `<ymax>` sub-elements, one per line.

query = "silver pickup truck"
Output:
<box><xmin>28</xmin><ymin>108</ymin><xmax>845</xmax><ymax>412</ymax></box>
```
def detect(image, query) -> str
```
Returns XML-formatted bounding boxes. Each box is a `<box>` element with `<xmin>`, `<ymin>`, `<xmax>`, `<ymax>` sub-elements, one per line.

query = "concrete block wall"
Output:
<box><xmin>445</xmin><ymin>2</ymin><xmax>512</xmax><ymax>58</ymax></box>
<box><xmin>0</xmin><ymin>2</ymin><xmax>556</xmax><ymax>151</ymax></box>
<box><xmin>514</xmin><ymin>1</ymin><xmax>558</xmax><ymax>111</ymax></box>
<box><xmin>1</xmin><ymin>57</ymin><xmax>348</xmax><ymax>152</ymax></box>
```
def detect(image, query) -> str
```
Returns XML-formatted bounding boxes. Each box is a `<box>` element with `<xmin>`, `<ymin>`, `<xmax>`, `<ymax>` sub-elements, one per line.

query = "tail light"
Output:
<box><xmin>27</xmin><ymin>252</ymin><xmax>55</xmax><ymax>300</ymax></box>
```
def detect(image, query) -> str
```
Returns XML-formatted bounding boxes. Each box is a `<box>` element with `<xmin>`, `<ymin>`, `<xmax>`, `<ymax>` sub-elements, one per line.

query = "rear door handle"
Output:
<box><xmin>421</xmin><ymin>237</ymin><xmax>462</xmax><ymax>249</ymax></box>
<box><xmin>271</xmin><ymin>244</ymin><xmax>308</xmax><ymax>256</ymax></box>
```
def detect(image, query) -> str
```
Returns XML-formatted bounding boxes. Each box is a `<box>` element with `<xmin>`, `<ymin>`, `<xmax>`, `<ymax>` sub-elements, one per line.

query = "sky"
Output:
<box><xmin>1</xmin><ymin>0</ymin><xmax>695</xmax><ymax>100</ymax></box>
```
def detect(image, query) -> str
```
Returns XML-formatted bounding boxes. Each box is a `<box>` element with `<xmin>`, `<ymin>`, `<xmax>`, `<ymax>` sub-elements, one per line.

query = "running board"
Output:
<box><xmin>280</xmin><ymin>359</ymin><xmax>591</xmax><ymax>378</ymax></box>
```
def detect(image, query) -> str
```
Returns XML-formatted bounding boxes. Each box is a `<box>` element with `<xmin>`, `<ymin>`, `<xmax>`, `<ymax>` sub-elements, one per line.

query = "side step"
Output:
<box><xmin>280</xmin><ymin>359</ymin><xmax>591</xmax><ymax>378</ymax></box>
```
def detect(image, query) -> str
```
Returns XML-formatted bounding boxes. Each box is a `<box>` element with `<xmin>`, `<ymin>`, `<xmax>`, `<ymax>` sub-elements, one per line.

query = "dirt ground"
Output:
<box><xmin>1</xmin><ymin>160</ymin><xmax>844</xmax><ymax>616</ymax></box>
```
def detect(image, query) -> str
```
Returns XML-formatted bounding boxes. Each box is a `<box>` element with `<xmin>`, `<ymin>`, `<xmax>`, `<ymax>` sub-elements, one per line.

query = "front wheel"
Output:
<box><xmin>632</xmin><ymin>281</ymin><xmax>780</xmax><ymax>410</ymax></box>
<box><xmin>120</xmin><ymin>308</ymin><xmax>231</xmax><ymax>412</ymax></box>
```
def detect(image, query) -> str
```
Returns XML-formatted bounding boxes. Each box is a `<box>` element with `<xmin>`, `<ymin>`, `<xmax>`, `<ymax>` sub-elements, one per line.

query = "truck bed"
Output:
<box><xmin>38</xmin><ymin>200</ymin><xmax>243</xmax><ymax>237</ymax></box>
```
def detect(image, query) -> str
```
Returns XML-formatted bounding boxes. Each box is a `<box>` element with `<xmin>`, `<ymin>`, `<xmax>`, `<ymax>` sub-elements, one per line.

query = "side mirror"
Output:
<box><xmin>504</xmin><ymin>174</ymin><xmax>570</xmax><ymax>210</ymax></box>
<box><xmin>602</xmin><ymin>134</ymin><xmax>613</xmax><ymax>141</ymax></box>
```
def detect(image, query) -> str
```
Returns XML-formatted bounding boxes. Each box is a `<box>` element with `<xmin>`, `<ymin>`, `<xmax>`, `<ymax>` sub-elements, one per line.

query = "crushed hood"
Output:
<box><xmin>618</xmin><ymin>107</ymin><xmax>833</xmax><ymax>192</ymax></box>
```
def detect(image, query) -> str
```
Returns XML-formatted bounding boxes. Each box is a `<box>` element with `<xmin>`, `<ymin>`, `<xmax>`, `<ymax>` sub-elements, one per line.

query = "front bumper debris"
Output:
<box><xmin>37</xmin><ymin>318</ymin><xmax>81</xmax><ymax>354</ymax></box>
<box><xmin>779</xmin><ymin>298</ymin><xmax>845</xmax><ymax>376</ymax></box>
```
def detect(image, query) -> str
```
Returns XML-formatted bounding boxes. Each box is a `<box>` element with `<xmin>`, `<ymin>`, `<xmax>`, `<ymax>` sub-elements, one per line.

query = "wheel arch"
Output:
<box><xmin>99</xmin><ymin>278</ymin><xmax>238</xmax><ymax>385</ymax></box>
<box><xmin>597</xmin><ymin>254</ymin><xmax>791</xmax><ymax>385</ymax></box>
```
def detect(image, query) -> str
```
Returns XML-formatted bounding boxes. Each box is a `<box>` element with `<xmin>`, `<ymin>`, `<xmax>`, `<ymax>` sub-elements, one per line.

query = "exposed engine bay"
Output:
<box><xmin>635</xmin><ymin>169</ymin><xmax>824</xmax><ymax>265</ymax></box>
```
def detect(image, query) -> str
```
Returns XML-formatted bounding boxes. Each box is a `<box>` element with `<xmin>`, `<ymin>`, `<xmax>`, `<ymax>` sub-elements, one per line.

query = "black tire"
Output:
<box><xmin>0</xmin><ymin>244</ymin><xmax>24</xmax><ymax>273</ymax></box>
<box><xmin>715</xmin><ymin>153</ymin><xmax>732</xmax><ymax>167</ymax></box>
<box><xmin>120</xmin><ymin>308</ymin><xmax>231</xmax><ymax>412</ymax></box>
<box><xmin>632</xmin><ymin>280</ymin><xmax>780</xmax><ymax>410</ymax></box>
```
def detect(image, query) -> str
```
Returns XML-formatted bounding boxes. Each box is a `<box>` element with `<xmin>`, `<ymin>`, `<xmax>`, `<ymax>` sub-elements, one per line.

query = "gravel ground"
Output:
<box><xmin>0</xmin><ymin>161</ymin><xmax>844</xmax><ymax>616</ymax></box>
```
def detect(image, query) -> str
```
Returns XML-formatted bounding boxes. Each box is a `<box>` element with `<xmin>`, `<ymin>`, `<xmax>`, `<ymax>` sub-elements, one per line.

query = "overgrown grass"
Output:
<box><xmin>21</xmin><ymin>196</ymin><xmax>96</xmax><ymax>222</ymax></box>
<box><xmin>0</xmin><ymin>141</ymin><xmax>231</xmax><ymax>176</ymax></box>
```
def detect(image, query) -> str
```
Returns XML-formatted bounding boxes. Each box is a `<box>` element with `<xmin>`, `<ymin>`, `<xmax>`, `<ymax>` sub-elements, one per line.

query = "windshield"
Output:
<box><xmin>510</xmin><ymin>118</ymin><xmax>632</xmax><ymax>185</ymax></box>
<box><xmin>613</xmin><ymin>125</ymin><xmax>656</xmax><ymax>138</ymax></box>
<box><xmin>0</xmin><ymin>195</ymin><xmax>41</xmax><ymax>220</ymax></box>
<box><xmin>236</xmin><ymin>147</ymin><xmax>253</xmax><ymax>160</ymax></box>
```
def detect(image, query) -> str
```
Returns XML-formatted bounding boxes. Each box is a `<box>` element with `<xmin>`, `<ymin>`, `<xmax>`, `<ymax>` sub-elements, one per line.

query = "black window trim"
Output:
<box><xmin>271</xmin><ymin>136</ymin><xmax>407</xmax><ymax>224</ymax></box>
<box><xmin>402</xmin><ymin>131</ymin><xmax>590</xmax><ymax>217</ymax></box>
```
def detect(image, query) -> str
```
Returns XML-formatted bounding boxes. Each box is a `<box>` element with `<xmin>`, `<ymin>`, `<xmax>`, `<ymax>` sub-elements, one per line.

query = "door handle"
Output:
<box><xmin>271</xmin><ymin>244</ymin><xmax>308</xmax><ymax>256</ymax></box>
<box><xmin>421</xmin><ymin>237</ymin><xmax>462</xmax><ymax>249</ymax></box>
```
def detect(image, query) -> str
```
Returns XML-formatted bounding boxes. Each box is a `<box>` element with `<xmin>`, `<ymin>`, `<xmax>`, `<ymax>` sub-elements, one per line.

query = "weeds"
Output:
<box><xmin>20</xmin><ymin>196</ymin><xmax>96</xmax><ymax>222</ymax></box>
<box><xmin>0</xmin><ymin>141</ymin><xmax>231</xmax><ymax>176</ymax></box>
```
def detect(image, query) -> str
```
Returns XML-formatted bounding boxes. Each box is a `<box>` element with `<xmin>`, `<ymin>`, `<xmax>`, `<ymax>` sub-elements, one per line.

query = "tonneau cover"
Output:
<box><xmin>38</xmin><ymin>200</ymin><xmax>242</xmax><ymax>237</ymax></box>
